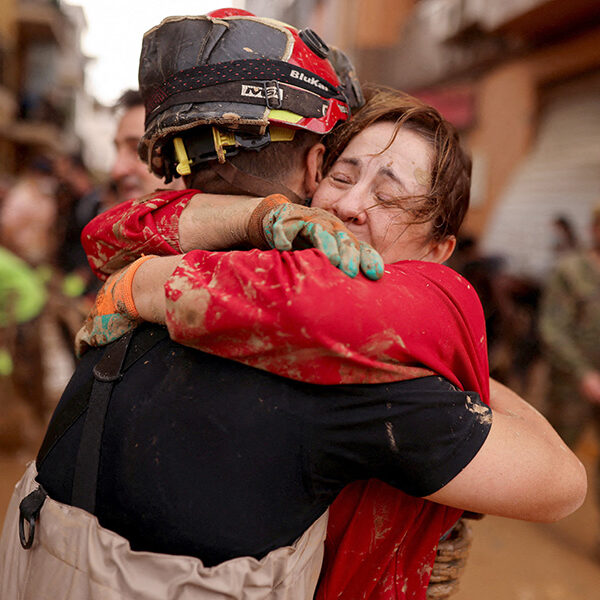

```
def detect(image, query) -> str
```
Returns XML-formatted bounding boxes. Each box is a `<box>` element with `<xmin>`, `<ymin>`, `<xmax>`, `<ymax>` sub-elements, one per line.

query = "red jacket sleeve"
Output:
<box><xmin>81</xmin><ymin>190</ymin><xmax>199</xmax><ymax>280</ymax></box>
<box><xmin>164</xmin><ymin>248</ymin><xmax>490</xmax><ymax>400</ymax></box>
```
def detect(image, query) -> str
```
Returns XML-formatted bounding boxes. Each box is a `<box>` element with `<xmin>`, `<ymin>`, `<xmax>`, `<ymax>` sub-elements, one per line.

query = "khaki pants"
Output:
<box><xmin>0</xmin><ymin>463</ymin><xmax>327</xmax><ymax>600</ymax></box>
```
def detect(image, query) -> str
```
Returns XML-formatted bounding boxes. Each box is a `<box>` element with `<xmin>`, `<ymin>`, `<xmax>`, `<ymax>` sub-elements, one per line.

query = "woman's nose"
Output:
<box><xmin>332</xmin><ymin>188</ymin><xmax>368</xmax><ymax>224</ymax></box>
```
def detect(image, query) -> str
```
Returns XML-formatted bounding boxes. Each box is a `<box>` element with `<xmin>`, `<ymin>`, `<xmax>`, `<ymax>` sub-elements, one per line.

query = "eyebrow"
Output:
<box><xmin>336</xmin><ymin>157</ymin><xmax>360</xmax><ymax>169</ymax></box>
<box><xmin>115</xmin><ymin>135</ymin><xmax>141</xmax><ymax>147</ymax></box>
<box><xmin>336</xmin><ymin>156</ymin><xmax>408</xmax><ymax>193</ymax></box>
<box><xmin>378</xmin><ymin>166</ymin><xmax>407</xmax><ymax>192</ymax></box>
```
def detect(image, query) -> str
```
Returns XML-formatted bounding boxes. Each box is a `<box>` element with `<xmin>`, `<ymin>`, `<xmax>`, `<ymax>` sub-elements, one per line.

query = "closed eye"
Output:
<box><xmin>375</xmin><ymin>194</ymin><xmax>398</xmax><ymax>207</ymax></box>
<box><xmin>327</xmin><ymin>172</ymin><xmax>354</xmax><ymax>186</ymax></box>
<box><xmin>327</xmin><ymin>157</ymin><xmax>360</xmax><ymax>186</ymax></box>
<box><xmin>331</xmin><ymin>175</ymin><xmax>352</xmax><ymax>184</ymax></box>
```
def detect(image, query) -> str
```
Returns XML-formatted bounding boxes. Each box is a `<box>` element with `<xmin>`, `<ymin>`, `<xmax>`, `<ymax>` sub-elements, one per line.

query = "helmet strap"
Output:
<box><xmin>211</xmin><ymin>161</ymin><xmax>306</xmax><ymax>206</ymax></box>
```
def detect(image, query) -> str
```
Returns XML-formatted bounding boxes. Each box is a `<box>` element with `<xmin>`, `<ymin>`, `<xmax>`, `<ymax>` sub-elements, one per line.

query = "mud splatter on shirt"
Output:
<box><xmin>81</xmin><ymin>189</ymin><xmax>492</xmax><ymax>600</ymax></box>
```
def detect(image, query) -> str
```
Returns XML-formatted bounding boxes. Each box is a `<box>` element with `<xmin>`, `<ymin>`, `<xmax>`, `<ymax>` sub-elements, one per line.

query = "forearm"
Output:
<box><xmin>143</xmin><ymin>252</ymin><xmax>487</xmax><ymax>394</ymax></box>
<box><xmin>178</xmin><ymin>194</ymin><xmax>262</xmax><ymax>251</ymax></box>
<box><xmin>132</xmin><ymin>255</ymin><xmax>182</xmax><ymax>324</ymax></box>
<box><xmin>130</xmin><ymin>249</ymin><xmax>391</xmax><ymax>383</ymax></box>
<box><xmin>84</xmin><ymin>192</ymin><xmax>263</xmax><ymax>277</ymax></box>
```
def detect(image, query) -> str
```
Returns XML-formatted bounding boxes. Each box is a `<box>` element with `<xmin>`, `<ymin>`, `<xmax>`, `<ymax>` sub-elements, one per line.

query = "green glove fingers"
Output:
<box><xmin>263</xmin><ymin>204</ymin><xmax>384</xmax><ymax>280</ymax></box>
<box><xmin>304</xmin><ymin>222</ymin><xmax>341</xmax><ymax>268</ymax></box>
<box><xmin>359</xmin><ymin>242</ymin><xmax>384</xmax><ymax>281</ymax></box>
<box><xmin>334</xmin><ymin>230</ymin><xmax>360</xmax><ymax>278</ymax></box>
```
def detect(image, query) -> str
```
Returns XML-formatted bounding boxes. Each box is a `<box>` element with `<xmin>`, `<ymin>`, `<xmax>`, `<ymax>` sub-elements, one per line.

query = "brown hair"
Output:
<box><xmin>323</xmin><ymin>85</ymin><xmax>471</xmax><ymax>240</ymax></box>
<box><xmin>115</xmin><ymin>89</ymin><xmax>143</xmax><ymax>112</ymax></box>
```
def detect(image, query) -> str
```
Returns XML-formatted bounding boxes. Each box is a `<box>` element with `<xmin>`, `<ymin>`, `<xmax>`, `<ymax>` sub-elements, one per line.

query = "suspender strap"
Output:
<box><xmin>36</xmin><ymin>326</ymin><xmax>169</xmax><ymax>469</ymax></box>
<box><xmin>69</xmin><ymin>324</ymin><xmax>169</xmax><ymax>513</ymax></box>
<box><xmin>71</xmin><ymin>331</ymin><xmax>134</xmax><ymax>513</ymax></box>
<box><xmin>20</xmin><ymin>325</ymin><xmax>169</xmax><ymax>549</ymax></box>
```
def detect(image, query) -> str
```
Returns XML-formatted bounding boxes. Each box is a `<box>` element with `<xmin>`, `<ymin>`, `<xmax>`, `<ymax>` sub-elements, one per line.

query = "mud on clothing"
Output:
<box><xmin>37</xmin><ymin>325</ymin><xmax>490</xmax><ymax>566</ymax></box>
<box><xmin>79</xmin><ymin>190</ymin><xmax>492</xmax><ymax>599</ymax></box>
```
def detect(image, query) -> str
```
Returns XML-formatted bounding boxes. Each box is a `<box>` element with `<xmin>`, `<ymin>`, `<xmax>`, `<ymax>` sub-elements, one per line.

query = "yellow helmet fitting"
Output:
<box><xmin>173</xmin><ymin>137</ymin><xmax>192</xmax><ymax>176</ymax></box>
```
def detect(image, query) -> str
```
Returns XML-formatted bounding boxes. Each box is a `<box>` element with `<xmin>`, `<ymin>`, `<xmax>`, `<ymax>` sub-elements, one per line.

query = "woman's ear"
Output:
<box><xmin>304</xmin><ymin>143</ymin><xmax>325</xmax><ymax>197</ymax></box>
<box><xmin>423</xmin><ymin>235</ymin><xmax>457</xmax><ymax>264</ymax></box>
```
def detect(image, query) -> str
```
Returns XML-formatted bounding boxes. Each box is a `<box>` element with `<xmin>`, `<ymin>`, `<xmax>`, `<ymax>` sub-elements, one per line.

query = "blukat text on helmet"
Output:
<box><xmin>289</xmin><ymin>70</ymin><xmax>329</xmax><ymax>92</ymax></box>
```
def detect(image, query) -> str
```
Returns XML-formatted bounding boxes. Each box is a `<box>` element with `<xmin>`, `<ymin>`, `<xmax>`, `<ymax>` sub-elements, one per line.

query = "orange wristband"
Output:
<box><xmin>112</xmin><ymin>254</ymin><xmax>157</xmax><ymax>319</ymax></box>
<box><xmin>247</xmin><ymin>194</ymin><xmax>290</xmax><ymax>249</ymax></box>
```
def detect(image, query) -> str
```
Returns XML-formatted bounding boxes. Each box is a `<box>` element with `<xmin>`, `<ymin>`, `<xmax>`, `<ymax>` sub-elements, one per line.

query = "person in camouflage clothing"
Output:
<box><xmin>539</xmin><ymin>204</ymin><xmax>600</xmax><ymax>543</ymax></box>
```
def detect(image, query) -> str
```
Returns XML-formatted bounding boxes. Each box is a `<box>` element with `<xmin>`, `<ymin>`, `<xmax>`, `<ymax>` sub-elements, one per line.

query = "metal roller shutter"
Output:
<box><xmin>481</xmin><ymin>71</ymin><xmax>600</xmax><ymax>281</ymax></box>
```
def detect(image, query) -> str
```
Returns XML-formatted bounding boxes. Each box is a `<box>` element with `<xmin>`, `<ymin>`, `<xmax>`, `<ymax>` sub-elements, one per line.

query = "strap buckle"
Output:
<box><xmin>18</xmin><ymin>485</ymin><xmax>47</xmax><ymax>549</ymax></box>
<box><xmin>264</xmin><ymin>81</ymin><xmax>283</xmax><ymax>109</ymax></box>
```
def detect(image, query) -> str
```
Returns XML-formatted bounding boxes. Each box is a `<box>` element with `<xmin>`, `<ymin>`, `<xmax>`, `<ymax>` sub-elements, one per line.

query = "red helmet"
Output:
<box><xmin>138</xmin><ymin>10</ymin><xmax>363</xmax><ymax>179</ymax></box>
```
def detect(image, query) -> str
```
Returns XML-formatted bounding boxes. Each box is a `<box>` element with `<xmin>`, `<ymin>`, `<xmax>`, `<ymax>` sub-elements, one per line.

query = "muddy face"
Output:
<box><xmin>312</xmin><ymin>122</ymin><xmax>438</xmax><ymax>263</ymax></box>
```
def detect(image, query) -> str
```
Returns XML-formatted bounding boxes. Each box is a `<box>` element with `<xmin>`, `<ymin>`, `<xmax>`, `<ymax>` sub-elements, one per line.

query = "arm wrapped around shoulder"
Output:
<box><xmin>425</xmin><ymin>378</ymin><xmax>587</xmax><ymax>523</ymax></box>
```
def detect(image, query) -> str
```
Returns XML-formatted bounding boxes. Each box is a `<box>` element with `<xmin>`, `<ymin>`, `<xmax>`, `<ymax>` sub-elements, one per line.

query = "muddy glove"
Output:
<box><xmin>247</xmin><ymin>194</ymin><xmax>384</xmax><ymax>280</ymax></box>
<box><xmin>74</xmin><ymin>255</ymin><xmax>156</xmax><ymax>356</ymax></box>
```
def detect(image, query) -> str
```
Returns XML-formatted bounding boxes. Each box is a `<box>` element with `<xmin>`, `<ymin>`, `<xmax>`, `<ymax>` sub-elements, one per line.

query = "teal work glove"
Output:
<box><xmin>247</xmin><ymin>194</ymin><xmax>384</xmax><ymax>280</ymax></box>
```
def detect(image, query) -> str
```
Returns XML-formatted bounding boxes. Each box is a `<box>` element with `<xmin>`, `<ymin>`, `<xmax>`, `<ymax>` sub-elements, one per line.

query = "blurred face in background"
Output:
<box><xmin>110</xmin><ymin>105</ymin><xmax>164</xmax><ymax>203</ymax></box>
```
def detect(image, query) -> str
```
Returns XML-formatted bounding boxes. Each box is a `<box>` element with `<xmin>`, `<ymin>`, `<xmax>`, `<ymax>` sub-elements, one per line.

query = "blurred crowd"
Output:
<box><xmin>0</xmin><ymin>89</ymin><xmax>171</xmax><ymax>451</ymax></box>
<box><xmin>449</xmin><ymin>207</ymin><xmax>600</xmax><ymax>515</ymax></box>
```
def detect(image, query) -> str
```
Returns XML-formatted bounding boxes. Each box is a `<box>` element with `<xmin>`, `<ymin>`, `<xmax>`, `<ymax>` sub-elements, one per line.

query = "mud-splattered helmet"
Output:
<box><xmin>137</xmin><ymin>8</ymin><xmax>363</xmax><ymax>183</ymax></box>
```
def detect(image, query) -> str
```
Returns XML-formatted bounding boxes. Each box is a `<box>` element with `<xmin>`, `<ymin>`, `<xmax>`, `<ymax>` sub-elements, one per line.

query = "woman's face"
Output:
<box><xmin>312</xmin><ymin>121</ymin><xmax>445</xmax><ymax>264</ymax></box>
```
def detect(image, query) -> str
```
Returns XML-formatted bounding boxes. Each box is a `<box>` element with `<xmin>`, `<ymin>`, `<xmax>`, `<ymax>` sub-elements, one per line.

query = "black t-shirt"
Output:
<box><xmin>37</xmin><ymin>325</ymin><xmax>491</xmax><ymax>566</ymax></box>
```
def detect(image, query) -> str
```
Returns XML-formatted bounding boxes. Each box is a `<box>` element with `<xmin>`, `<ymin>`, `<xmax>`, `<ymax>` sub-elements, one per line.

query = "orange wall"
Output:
<box><xmin>465</xmin><ymin>63</ymin><xmax>537</xmax><ymax>234</ymax></box>
<box><xmin>464</xmin><ymin>25</ymin><xmax>600</xmax><ymax>236</ymax></box>
<box><xmin>0</xmin><ymin>0</ymin><xmax>16</xmax><ymax>46</ymax></box>
<box><xmin>354</xmin><ymin>0</ymin><xmax>415</xmax><ymax>48</ymax></box>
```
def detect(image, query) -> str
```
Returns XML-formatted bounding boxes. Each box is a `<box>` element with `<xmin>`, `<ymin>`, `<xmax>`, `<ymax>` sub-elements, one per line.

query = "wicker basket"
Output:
<box><xmin>426</xmin><ymin>518</ymin><xmax>474</xmax><ymax>599</ymax></box>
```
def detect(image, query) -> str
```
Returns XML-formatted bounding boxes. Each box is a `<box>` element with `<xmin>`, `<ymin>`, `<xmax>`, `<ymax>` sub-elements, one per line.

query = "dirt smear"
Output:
<box><xmin>465</xmin><ymin>394</ymin><xmax>492</xmax><ymax>425</ymax></box>
<box><xmin>385</xmin><ymin>421</ymin><xmax>400</xmax><ymax>454</ymax></box>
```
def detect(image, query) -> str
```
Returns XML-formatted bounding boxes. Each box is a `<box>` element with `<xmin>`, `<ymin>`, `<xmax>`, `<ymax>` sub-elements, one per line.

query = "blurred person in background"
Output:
<box><xmin>0</xmin><ymin>155</ymin><xmax>57</xmax><ymax>267</ymax></box>
<box><xmin>539</xmin><ymin>203</ymin><xmax>600</xmax><ymax>557</ymax></box>
<box><xmin>552</xmin><ymin>214</ymin><xmax>579</xmax><ymax>258</ymax></box>
<box><xmin>48</xmin><ymin>90</ymin><xmax>181</xmax><ymax>351</ymax></box>
<box><xmin>449</xmin><ymin>235</ymin><xmax>541</xmax><ymax>395</ymax></box>
<box><xmin>0</xmin><ymin>174</ymin><xmax>14</xmax><ymax>206</ymax></box>
<box><xmin>0</xmin><ymin>244</ymin><xmax>48</xmax><ymax>449</ymax></box>
<box><xmin>0</xmin><ymin>157</ymin><xmax>56</xmax><ymax>429</ymax></box>
<box><xmin>55</xmin><ymin>89</ymin><xmax>170</xmax><ymax>263</ymax></box>
<box><xmin>111</xmin><ymin>89</ymin><xmax>177</xmax><ymax>204</ymax></box>
<box><xmin>50</xmin><ymin>152</ymin><xmax>104</xmax><ymax>355</ymax></box>
<box><xmin>53</xmin><ymin>89</ymin><xmax>166</xmax><ymax>287</ymax></box>
<box><xmin>54</xmin><ymin>152</ymin><xmax>98</xmax><ymax>279</ymax></box>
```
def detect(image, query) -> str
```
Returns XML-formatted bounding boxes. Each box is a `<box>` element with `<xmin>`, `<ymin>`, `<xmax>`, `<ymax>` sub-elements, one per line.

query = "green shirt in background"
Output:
<box><xmin>0</xmin><ymin>246</ymin><xmax>47</xmax><ymax>326</ymax></box>
<box><xmin>539</xmin><ymin>251</ymin><xmax>600</xmax><ymax>380</ymax></box>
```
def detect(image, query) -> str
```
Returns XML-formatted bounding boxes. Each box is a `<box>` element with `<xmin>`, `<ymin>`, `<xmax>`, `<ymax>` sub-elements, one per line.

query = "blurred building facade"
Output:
<box><xmin>0</xmin><ymin>0</ymin><xmax>111</xmax><ymax>177</ymax></box>
<box><xmin>248</xmin><ymin>0</ymin><xmax>600</xmax><ymax>281</ymax></box>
